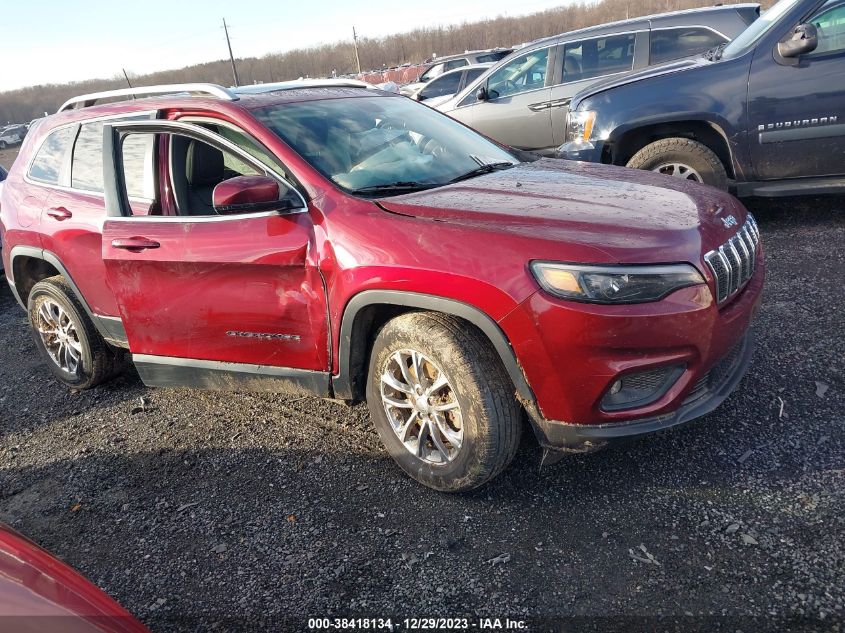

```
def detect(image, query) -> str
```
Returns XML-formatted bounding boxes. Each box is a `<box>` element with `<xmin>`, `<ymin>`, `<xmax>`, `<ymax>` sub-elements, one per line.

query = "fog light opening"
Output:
<box><xmin>600</xmin><ymin>364</ymin><xmax>686</xmax><ymax>412</ymax></box>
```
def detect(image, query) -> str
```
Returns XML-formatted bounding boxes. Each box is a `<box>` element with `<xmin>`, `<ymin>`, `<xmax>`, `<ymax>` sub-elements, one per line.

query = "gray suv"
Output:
<box><xmin>436</xmin><ymin>4</ymin><xmax>760</xmax><ymax>155</ymax></box>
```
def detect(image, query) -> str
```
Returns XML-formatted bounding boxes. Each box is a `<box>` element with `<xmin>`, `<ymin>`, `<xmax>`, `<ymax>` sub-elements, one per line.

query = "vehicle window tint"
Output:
<box><xmin>444</xmin><ymin>59</ymin><xmax>468</xmax><ymax>71</ymax></box>
<box><xmin>650</xmin><ymin>27</ymin><xmax>727</xmax><ymax>64</ymax></box>
<box><xmin>464</xmin><ymin>67</ymin><xmax>487</xmax><ymax>84</ymax></box>
<box><xmin>72</xmin><ymin>121</ymin><xmax>105</xmax><ymax>192</ymax></box>
<box><xmin>486</xmin><ymin>47</ymin><xmax>549</xmax><ymax>99</ymax></box>
<box><xmin>122</xmin><ymin>134</ymin><xmax>157</xmax><ymax>200</ymax></box>
<box><xmin>563</xmin><ymin>33</ymin><xmax>636</xmax><ymax>83</ymax></box>
<box><xmin>420</xmin><ymin>71</ymin><xmax>462</xmax><ymax>99</ymax></box>
<box><xmin>28</xmin><ymin>126</ymin><xmax>74</xmax><ymax>184</ymax></box>
<box><xmin>476</xmin><ymin>51</ymin><xmax>510</xmax><ymax>63</ymax></box>
<box><xmin>810</xmin><ymin>1</ymin><xmax>845</xmax><ymax>55</ymax></box>
<box><xmin>419</xmin><ymin>62</ymin><xmax>445</xmax><ymax>82</ymax></box>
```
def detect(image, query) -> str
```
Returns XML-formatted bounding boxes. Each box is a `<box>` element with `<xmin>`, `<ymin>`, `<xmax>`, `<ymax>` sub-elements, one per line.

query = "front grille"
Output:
<box><xmin>683</xmin><ymin>337</ymin><xmax>745</xmax><ymax>405</ymax></box>
<box><xmin>704</xmin><ymin>214</ymin><xmax>760</xmax><ymax>304</ymax></box>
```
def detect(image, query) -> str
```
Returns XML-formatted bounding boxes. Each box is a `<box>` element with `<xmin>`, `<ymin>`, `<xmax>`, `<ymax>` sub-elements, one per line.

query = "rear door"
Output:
<box><xmin>747</xmin><ymin>0</ymin><xmax>845</xmax><ymax>179</ymax></box>
<box><xmin>99</xmin><ymin>120</ymin><xmax>329</xmax><ymax>381</ymax></box>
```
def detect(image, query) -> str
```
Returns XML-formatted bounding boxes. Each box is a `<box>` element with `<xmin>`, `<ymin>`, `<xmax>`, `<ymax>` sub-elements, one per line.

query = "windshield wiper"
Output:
<box><xmin>449</xmin><ymin>162</ymin><xmax>516</xmax><ymax>184</ymax></box>
<box><xmin>352</xmin><ymin>181</ymin><xmax>438</xmax><ymax>195</ymax></box>
<box><xmin>703</xmin><ymin>42</ymin><xmax>728</xmax><ymax>61</ymax></box>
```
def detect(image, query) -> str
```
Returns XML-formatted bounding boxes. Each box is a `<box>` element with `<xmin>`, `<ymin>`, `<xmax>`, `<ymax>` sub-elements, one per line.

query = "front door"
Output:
<box><xmin>449</xmin><ymin>46</ymin><xmax>554</xmax><ymax>152</ymax></box>
<box><xmin>99</xmin><ymin>120</ymin><xmax>329</xmax><ymax>388</ymax></box>
<box><xmin>747</xmin><ymin>0</ymin><xmax>845</xmax><ymax>180</ymax></box>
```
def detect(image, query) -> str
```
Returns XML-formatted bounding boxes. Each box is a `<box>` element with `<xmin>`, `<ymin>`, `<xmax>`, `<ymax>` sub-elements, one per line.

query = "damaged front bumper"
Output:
<box><xmin>530</xmin><ymin>330</ymin><xmax>755</xmax><ymax>456</ymax></box>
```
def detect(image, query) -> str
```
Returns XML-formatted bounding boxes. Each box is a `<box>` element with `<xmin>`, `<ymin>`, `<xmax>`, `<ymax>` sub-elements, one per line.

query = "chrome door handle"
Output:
<box><xmin>46</xmin><ymin>207</ymin><xmax>72</xmax><ymax>221</ymax></box>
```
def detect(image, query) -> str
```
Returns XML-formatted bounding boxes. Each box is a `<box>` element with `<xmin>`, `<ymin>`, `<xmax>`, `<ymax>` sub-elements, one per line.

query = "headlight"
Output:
<box><xmin>530</xmin><ymin>262</ymin><xmax>704</xmax><ymax>304</ymax></box>
<box><xmin>565</xmin><ymin>110</ymin><xmax>597</xmax><ymax>143</ymax></box>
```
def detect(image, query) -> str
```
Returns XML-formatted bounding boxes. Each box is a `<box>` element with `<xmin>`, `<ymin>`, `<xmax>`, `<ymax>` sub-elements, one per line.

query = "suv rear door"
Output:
<box><xmin>99</xmin><ymin>120</ymin><xmax>329</xmax><ymax>388</ymax></box>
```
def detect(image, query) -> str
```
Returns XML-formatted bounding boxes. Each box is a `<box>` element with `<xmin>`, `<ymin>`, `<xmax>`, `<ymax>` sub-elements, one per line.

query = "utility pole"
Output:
<box><xmin>352</xmin><ymin>26</ymin><xmax>362</xmax><ymax>74</ymax></box>
<box><xmin>223</xmin><ymin>18</ymin><xmax>241</xmax><ymax>86</ymax></box>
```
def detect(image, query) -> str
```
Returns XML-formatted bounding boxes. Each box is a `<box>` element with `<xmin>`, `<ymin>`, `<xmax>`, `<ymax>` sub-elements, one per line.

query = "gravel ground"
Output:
<box><xmin>1</xmin><ymin>141</ymin><xmax>843</xmax><ymax>631</ymax></box>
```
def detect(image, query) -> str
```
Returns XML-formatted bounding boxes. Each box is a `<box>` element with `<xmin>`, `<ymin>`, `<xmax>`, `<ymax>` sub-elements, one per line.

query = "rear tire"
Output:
<box><xmin>626</xmin><ymin>137</ymin><xmax>728</xmax><ymax>190</ymax></box>
<box><xmin>27</xmin><ymin>276</ymin><xmax>124</xmax><ymax>390</ymax></box>
<box><xmin>366</xmin><ymin>312</ymin><xmax>522</xmax><ymax>492</ymax></box>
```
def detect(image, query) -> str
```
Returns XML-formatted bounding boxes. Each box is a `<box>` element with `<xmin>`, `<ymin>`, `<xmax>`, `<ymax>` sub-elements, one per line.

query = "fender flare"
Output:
<box><xmin>332</xmin><ymin>290</ymin><xmax>534</xmax><ymax>405</ymax></box>
<box><xmin>7</xmin><ymin>245</ymin><xmax>127</xmax><ymax>347</ymax></box>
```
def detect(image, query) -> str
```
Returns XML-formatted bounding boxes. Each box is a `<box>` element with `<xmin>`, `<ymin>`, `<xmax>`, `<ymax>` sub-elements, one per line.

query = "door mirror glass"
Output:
<box><xmin>213</xmin><ymin>175</ymin><xmax>290</xmax><ymax>215</ymax></box>
<box><xmin>778</xmin><ymin>23</ymin><xmax>819</xmax><ymax>57</ymax></box>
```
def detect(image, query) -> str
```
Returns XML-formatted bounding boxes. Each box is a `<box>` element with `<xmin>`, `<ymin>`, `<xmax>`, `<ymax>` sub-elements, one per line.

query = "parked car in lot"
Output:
<box><xmin>1</xmin><ymin>82</ymin><xmax>763</xmax><ymax>491</ymax></box>
<box><xmin>0</xmin><ymin>126</ymin><xmax>23</xmax><ymax>149</ymax></box>
<box><xmin>399</xmin><ymin>48</ymin><xmax>513</xmax><ymax>96</ymax></box>
<box><xmin>0</xmin><ymin>523</ymin><xmax>148</xmax><ymax>631</ymax></box>
<box><xmin>435</xmin><ymin>4</ymin><xmax>759</xmax><ymax>155</ymax></box>
<box><xmin>559</xmin><ymin>0</ymin><xmax>845</xmax><ymax>194</ymax></box>
<box><xmin>410</xmin><ymin>63</ymin><xmax>493</xmax><ymax>108</ymax></box>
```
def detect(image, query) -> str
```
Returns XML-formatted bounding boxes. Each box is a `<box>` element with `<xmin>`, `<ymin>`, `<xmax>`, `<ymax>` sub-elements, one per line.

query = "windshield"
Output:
<box><xmin>722</xmin><ymin>0</ymin><xmax>805</xmax><ymax>58</ymax></box>
<box><xmin>254</xmin><ymin>95</ymin><xmax>518</xmax><ymax>195</ymax></box>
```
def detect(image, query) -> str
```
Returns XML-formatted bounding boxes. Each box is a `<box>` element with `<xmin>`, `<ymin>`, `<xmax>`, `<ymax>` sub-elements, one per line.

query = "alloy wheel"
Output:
<box><xmin>653</xmin><ymin>162</ymin><xmax>703</xmax><ymax>182</ymax></box>
<box><xmin>379</xmin><ymin>349</ymin><xmax>464</xmax><ymax>464</ymax></box>
<box><xmin>35</xmin><ymin>299</ymin><xmax>82</xmax><ymax>374</ymax></box>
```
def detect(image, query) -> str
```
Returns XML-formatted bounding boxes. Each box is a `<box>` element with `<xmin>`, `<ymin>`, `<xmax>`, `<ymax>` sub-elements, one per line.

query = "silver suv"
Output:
<box><xmin>436</xmin><ymin>4</ymin><xmax>760</xmax><ymax>155</ymax></box>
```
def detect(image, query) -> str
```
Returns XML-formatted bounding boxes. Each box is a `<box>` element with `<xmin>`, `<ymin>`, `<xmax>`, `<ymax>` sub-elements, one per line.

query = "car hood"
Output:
<box><xmin>377</xmin><ymin>159</ymin><xmax>747</xmax><ymax>265</ymax></box>
<box><xmin>572</xmin><ymin>57</ymin><xmax>708</xmax><ymax>108</ymax></box>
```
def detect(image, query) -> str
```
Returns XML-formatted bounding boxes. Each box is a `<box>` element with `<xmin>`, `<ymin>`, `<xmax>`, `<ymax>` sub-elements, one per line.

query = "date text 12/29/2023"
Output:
<box><xmin>307</xmin><ymin>617</ymin><xmax>529</xmax><ymax>630</ymax></box>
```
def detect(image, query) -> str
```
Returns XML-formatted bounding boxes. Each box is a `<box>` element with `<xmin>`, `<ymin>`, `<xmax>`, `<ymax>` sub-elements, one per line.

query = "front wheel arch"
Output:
<box><xmin>332</xmin><ymin>291</ymin><xmax>534</xmax><ymax>406</ymax></box>
<box><xmin>611</xmin><ymin>120</ymin><xmax>735</xmax><ymax>180</ymax></box>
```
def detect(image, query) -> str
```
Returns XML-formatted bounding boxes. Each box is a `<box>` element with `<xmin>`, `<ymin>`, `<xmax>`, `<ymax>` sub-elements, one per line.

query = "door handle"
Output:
<box><xmin>46</xmin><ymin>207</ymin><xmax>72</xmax><ymax>221</ymax></box>
<box><xmin>111</xmin><ymin>237</ymin><xmax>160</xmax><ymax>252</ymax></box>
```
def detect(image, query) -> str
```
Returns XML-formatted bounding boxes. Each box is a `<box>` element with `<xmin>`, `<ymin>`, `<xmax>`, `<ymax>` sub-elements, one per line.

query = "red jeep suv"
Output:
<box><xmin>0</xmin><ymin>82</ymin><xmax>763</xmax><ymax>491</ymax></box>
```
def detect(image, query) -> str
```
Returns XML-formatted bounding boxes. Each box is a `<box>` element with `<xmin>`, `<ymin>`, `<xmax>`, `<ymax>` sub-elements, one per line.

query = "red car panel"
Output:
<box><xmin>0</xmin><ymin>525</ymin><xmax>147</xmax><ymax>632</ymax></box>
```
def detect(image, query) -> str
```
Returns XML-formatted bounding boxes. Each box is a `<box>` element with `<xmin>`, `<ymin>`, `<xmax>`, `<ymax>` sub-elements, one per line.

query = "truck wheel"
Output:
<box><xmin>27</xmin><ymin>276</ymin><xmax>124</xmax><ymax>390</ymax></box>
<box><xmin>366</xmin><ymin>312</ymin><xmax>522</xmax><ymax>492</ymax></box>
<box><xmin>626</xmin><ymin>138</ymin><xmax>728</xmax><ymax>190</ymax></box>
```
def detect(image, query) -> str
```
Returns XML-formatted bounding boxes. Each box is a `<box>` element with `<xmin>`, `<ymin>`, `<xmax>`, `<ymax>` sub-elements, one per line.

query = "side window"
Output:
<box><xmin>464</xmin><ymin>67</ymin><xmax>487</xmax><ymax>85</ymax></box>
<box><xmin>650</xmin><ymin>27</ymin><xmax>727</xmax><ymax>64</ymax></box>
<box><xmin>122</xmin><ymin>134</ymin><xmax>157</xmax><ymax>200</ymax></box>
<box><xmin>486</xmin><ymin>47</ymin><xmax>550</xmax><ymax>99</ymax></box>
<box><xmin>810</xmin><ymin>1</ymin><xmax>845</xmax><ymax>55</ymax></box>
<box><xmin>444</xmin><ymin>59</ymin><xmax>468</xmax><ymax>71</ymax></box>
<box><xmin>71</xmin><ymin>121</ymin><xmax>105</xmax><ymax>192</ymax></box>
<box><xmin>476</xmin><ymin>51</ymin><xmax>510</xmax><ymax>63</ymax></box>
<box><xmin>420</xmin><ymin>71</ymin><xmax>462</xmax><ymax>99</ymax></box>
<box><xmin>563</xmin><ymin>33</ymin><xmax>636</xmax><ymax>83</ymax></box>
<box><xmin>28</xmin><ymin>126</ymin><xmax>74</xmax><ymax>184</ymax></box>
<box><xmin>119</xmin><ymin>132</ymin><xmax>296</xmax><ymax>217</ymax></box>
<box><xmin>419</xmin><ymin>62</ymin><xmax>445</xmax><ymax>82</ymax></box>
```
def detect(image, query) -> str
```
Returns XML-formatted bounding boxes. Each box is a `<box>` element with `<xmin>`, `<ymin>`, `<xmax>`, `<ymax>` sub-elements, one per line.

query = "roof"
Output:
<box><xmin>521</xmin><ymin>3</ymin><xmax>759</xmax><ymax>50</ymax></box>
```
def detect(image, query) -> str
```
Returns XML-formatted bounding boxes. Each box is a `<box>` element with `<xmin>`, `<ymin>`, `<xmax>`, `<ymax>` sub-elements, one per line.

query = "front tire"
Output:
<box><xmin>626</xmin><ymin>137</ymin><xmax>728</xmax><ymax>190</ymax></box>
<box><xmin>366</xmin><ymin>312</ymin><xmax>522</xmax><ymax>492</ymax></box>
<box><xmin>27</xmin><ymin>276</ymin><xmax>124</xmax><ymax>390</ymax></box>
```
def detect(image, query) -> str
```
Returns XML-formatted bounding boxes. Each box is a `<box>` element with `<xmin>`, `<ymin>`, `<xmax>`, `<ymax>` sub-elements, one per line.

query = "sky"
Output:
<box><xmin>0</xmin><ymin>0</ymin><xmax>572</xmax><ymax>92</ymax></box>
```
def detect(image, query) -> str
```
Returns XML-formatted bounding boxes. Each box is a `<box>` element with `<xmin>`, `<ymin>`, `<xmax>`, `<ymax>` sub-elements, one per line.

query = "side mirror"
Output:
<box><xmin>778</xmin><ymin>23</ymin><xmax>819</xmax><ymax>58</ymax></box>
<box><xmin>212</xmin><ymin>175</ymin><xmax>290</xmax><ymax>215</ymax></box>
<box><xmin>476</xmin><ymin>86</ymin><xmax>489</xmax><ymax>102</ymax></box>
<box><xmin>414</xmin><ymin>93</ymin><xmax>426</xmax><ymax>102</ymax></box>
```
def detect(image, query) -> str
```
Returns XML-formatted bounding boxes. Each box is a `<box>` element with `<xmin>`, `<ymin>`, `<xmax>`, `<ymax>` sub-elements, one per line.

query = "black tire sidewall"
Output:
<box><xmin>27</xmin><ymin>282</ymin><xmax>97</xmax><ymax>388</ymax></box>
<box><xmin>366</xmin><ymin>322</ymin><xmax>494</xmax><ymax>492</ymax></box>
<box><xmin>628</xmin><ymin>139</ymin><xmax>727</xmax><ymax>190</ymax></box>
